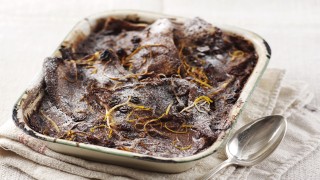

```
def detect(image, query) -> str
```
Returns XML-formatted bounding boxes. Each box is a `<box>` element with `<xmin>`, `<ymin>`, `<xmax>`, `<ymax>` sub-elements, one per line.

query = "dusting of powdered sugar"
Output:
<box><xmin>149</xmin><ymin>18</ymin><xmax>174</xmax><ymax>35</ymax></box>
<box><xmin>27</xmin><ymin>17</ymin><xmax>258</xmax><ymax>158</ymax></box>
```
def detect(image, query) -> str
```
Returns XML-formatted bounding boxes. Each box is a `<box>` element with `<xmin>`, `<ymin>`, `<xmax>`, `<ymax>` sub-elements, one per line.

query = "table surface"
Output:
<box><xmin>0</xmin><ymin>0</ymin><xmax>319</xmax><ymax>178</ymax></box>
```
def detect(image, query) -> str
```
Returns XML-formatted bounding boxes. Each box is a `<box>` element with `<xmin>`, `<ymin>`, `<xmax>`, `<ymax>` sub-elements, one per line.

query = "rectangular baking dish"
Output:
<box><xmin>12</xmin><ymin>10</ymin><xmax>271</xmax><ymax>173</ymax></box>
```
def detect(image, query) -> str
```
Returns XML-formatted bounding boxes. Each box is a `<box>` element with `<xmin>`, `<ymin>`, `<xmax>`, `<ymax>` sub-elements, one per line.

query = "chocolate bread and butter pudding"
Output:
<box><xmin>27</xmin><ymin>17</ymin><xmax>258</xmax><ymax>158</ymax></box>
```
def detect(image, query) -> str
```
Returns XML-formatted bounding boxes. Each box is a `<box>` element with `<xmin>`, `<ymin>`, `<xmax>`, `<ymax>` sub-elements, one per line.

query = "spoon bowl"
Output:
<box><xmin>202</xmin><ymin>115</ymin><xmax>287</xmax><ymax>180</ymax></box>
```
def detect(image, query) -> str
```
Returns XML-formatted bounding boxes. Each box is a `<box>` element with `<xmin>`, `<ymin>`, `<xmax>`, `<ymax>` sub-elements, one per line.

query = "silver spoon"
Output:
<box><xmin>202</xmin><ymin>115</ymin><xmax>287</xmax><ymax>180</ymax></box>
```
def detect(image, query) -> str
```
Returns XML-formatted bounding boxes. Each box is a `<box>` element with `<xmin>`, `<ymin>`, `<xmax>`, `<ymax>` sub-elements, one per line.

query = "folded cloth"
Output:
<box><xmin>1</xmin><ymin>68</ymin><xmax>320</xmax><ymax>180</ymax></box>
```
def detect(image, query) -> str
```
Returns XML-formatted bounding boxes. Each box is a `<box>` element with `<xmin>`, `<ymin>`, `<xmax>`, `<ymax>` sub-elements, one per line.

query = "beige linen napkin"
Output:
<box><xmin>1</xmin><ymin>68</ymin><xmax>319</xmax><ymax>180</ymax></box>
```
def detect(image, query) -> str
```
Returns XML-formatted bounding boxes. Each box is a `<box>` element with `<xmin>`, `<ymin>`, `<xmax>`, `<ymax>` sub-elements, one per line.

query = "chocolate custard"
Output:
<box><xmin>27</xmin><ymin>17</ymin><xmax>258</xmax><ymax>158</ymax></box>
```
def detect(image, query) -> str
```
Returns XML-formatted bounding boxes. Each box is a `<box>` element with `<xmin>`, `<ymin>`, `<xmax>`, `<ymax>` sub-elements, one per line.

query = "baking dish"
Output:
<box><xmin>12</xmin><ymin>10</ymin><xmax>271</xmax><ymax>173</ymax></box>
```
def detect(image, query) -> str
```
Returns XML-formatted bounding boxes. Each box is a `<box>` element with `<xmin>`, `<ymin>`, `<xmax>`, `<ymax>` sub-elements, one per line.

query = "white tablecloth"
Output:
<box><xmin>0</xmin><ymin>0</ymin><xmax>319</xmax><ymax>179</ymax></box>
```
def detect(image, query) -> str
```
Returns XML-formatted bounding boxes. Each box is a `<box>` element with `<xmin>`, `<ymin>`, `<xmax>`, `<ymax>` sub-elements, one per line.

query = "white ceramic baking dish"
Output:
<box><xmin>12</xmin><ymin>10</ymin><xmax>271</xmax><ymax>173</ymax></box>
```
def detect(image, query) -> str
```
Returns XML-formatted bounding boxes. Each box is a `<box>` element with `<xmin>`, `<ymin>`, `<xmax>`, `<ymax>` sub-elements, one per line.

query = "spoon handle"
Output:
<box><xmin>201</xmin><ymin>159</ymin><xmax>233</xmax><ymax>180</ymax></box>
